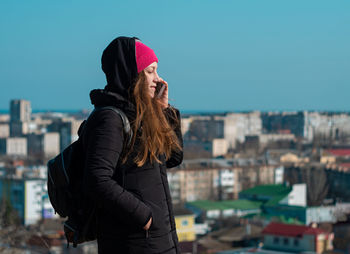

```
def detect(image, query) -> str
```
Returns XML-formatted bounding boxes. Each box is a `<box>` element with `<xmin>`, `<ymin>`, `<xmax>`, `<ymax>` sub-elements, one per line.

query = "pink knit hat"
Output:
<box><xmin>135</xmin><ymin>40</ymin><xmax>158</xmax><ymax>73</ymax></box>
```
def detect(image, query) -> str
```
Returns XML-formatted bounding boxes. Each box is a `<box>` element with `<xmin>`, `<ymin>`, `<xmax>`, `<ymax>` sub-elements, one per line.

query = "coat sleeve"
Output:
<box><xmin>164</xmin><ymin>106</ymin><xmax>184</xmax><ymax>168</ymax></box>
<box><xmin>83</xmin><ymin>110</ymin><xmax>152</xmax><ymax>228</ymax></box>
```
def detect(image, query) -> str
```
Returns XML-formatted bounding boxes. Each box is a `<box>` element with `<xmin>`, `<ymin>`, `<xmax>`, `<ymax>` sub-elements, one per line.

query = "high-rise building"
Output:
<box><xmin>10</xmin><ymin>99</ymin><xmax>31</xmax><ymax>137</ymax></box>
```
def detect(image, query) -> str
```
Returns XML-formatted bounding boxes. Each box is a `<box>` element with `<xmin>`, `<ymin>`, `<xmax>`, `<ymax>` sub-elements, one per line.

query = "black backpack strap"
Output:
<box><xmin>92</xmin><ymin>106</ymin><xmax>133</xmax><ymax>147</ymax></box>
<box><xmin>86</xmin><ymin>106</ymin><xmax>132</xmax><ymax>189</ymax></box>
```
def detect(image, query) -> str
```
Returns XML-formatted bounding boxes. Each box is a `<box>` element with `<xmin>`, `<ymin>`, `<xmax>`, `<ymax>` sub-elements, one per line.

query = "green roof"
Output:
<box><xmin>264</xmin><ymin>195</ymin><xmax>286</xmax><ymax>206</ymax></box>
<box><xmin>258</xmin><ymin>213</ymin><xmax>304</xmax><ymax>225</ymax></box>
<box><xmin>240</xmin><ymin>184</ymin><xmax>292</xmax><ymax>198</ymax></box>
<box><xmin>187</xmin><ymin>199</ymin><xmax>263</xmax><ymax>211</ymax></box>
<box><xmin>266</xmin><ymin>204</ymin><xmax>307</xmax><ymax>211</ymax></box>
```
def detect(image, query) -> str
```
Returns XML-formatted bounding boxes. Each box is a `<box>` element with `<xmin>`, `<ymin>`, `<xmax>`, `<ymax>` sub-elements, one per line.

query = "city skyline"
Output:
<box><xmin>1</xmin><ymin>1</ymin><xmax>349</xmax><ymax>112</ymax></box>
<box><xmin>2</xmin><ymin>107</ymin><xmax>350</xmax><ymax>115</ymax></box>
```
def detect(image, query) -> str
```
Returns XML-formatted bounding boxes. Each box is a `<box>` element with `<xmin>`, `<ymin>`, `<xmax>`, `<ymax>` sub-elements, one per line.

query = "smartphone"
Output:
<box><xmin>156</xmin><ymin>82</ymin><xmax>166</xmax><ymax>99</ymax></box>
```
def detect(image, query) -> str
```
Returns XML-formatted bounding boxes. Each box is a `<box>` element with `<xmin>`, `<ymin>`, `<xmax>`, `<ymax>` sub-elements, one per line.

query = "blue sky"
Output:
<box><xmin>1</xmin><ymin>0</ymin><xmax>349</xmax><ymax>112</ymax></box>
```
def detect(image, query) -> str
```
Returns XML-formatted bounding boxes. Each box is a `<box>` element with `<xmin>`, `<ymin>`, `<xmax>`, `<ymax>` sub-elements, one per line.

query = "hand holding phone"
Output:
<box><xmin>155</xmin><ymin>79</ymin><xmax>169</xmax><ymax>109</ymax></box>
<box><xmin>156</xmin><ymin>82</ymin><xmax>166</xmax><ymax>99</ymax></box>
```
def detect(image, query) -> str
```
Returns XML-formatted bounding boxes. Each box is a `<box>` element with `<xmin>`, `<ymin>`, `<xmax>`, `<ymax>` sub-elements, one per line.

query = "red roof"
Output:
<box><xmin>339</xmin><ymin>163</ymin><xmax>350</xmax><ymax>168</ymax></box>
<box><xmin>326</xmin><ymin>149</ymin><xmax>350</xmax><ymax>157</ymax></box>
<box><xmin>278</xmin><ymin>129</ymin><xmax>291</xmax><ymax>134</ymax></box>
<box><xmin>262</xmin><ymin>222</ymin><xmax>326</xmax><ymax>237</ymax></box>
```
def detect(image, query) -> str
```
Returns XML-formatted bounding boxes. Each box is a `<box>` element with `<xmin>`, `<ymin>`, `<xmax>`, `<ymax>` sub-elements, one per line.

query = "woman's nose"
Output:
<box><xmin>154</xmin><ymin>72</ymin><xmax>160</xmax><ymax>82</ymax></box>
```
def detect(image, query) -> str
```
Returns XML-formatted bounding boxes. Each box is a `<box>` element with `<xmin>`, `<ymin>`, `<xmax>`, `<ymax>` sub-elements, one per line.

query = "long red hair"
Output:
<box><xmin>123</xmin><ymin>71</ymin><xmax>182</xmax><ymax>166</ymax></box>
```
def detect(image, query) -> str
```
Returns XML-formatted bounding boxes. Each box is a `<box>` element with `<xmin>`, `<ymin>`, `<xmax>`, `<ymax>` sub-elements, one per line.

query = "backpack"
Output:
<box><xmin>47</xmin><ymin>106</ymin><xmax>132</xmax><ymax>248</ymax></box>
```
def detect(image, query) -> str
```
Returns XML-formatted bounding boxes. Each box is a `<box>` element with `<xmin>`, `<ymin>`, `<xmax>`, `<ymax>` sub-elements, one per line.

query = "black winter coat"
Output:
<box><xmin>83</xmin><ymin>90</ymin><xmax>182</xmax><ymax>253</ymax></box>
<box><xmin>82</xmin><ymin>37</ymin><xmax>183</xmax><ymax>253</ymax></box>
<box><xmin>82</xmin><ymin>90</ymin><xmax>183</xmax><ymax>254</ymax></box>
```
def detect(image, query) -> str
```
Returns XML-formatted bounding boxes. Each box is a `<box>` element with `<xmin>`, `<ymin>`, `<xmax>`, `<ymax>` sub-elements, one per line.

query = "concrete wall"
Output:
<box><xmin>279</xmin><ymin>183</ymin><xmax>307</xmax><ymax>207</ymax></box>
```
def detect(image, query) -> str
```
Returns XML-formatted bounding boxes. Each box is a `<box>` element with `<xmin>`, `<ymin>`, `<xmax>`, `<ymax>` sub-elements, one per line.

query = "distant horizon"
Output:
<box><xmin>1</xmin><ymin>108</ymin><xmax>350</xmax><ymax>115</ymax></box>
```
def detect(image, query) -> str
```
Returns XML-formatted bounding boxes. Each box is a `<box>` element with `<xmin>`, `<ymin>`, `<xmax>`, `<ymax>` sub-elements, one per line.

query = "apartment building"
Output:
<box><xmin>168</xmin><ymin>162</ymin><xmax>278</xmax><ymax>204</ymax></box>
<box><xmin>224</xmin><ymin>112</ymin><xmax>262</xmax><ymax>149</ymax></box>
<box><xmin>304</xmin><ymin>112</ymin><xmax>350</xmax><ymax>141</ymax></box>
<box><xmin>27</xmin><ymin>132</ymin><xmax>60</xmax><ymax>158</ymax></box>
<box><xmin>0</xmin><ymin>137</ymin><xmax>27</xmax><ymax>156</ymax></box>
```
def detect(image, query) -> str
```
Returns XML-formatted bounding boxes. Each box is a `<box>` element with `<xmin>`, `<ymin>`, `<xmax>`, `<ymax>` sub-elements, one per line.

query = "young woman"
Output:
<box><xmin>82</xmin><ymin>36</ymin><xmax>183</xmax><ymax>253</ymax></box>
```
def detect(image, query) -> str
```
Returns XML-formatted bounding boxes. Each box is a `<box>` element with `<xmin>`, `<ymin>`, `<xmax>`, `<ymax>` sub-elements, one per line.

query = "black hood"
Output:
<box><xmin>101</xmin><ymin>36</ymin><xmax>139</xmax><ymax>97</ymax></box>
<box><xmin>89</xmin><ymin>89</ymin><xmax>137</xmax><ymax>121</ymax></box>
<box><xmin>90</xmin><ymin>36</ymin><xmax>140</xmax><ymax>120</ymax></box>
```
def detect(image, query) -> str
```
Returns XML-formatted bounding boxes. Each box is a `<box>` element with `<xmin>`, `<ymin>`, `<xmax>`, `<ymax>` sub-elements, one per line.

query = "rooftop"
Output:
<box><xmin>325</xmin><ymin>149</ymin><xmax>350</xmax><ymax>157</ymax></box>
<box><xmin>262</xmin><ymin>222</ymin><xmax>326</xmax><ymax>237</ymax></box>
<box><xmin>240</xmin><ymin>184</ymin><xmax>292</xmax><ymax>198</ymax></box>
<box><xmin>187</xmin><ymin>199</ymin><xmax>263</xmax><ymax>211</ymax></box>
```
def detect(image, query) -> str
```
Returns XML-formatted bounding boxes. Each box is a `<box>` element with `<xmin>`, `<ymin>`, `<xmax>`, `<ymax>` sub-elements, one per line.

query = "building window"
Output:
<box><xmin>283</xmin><ymin>238</ymin><xmax>289</xmax><ymax>245</ymax></box>
<box><xmin>273</xmin><ymin>237</ymin><xmax>279</xmax><ymax>244</ymax></box>
<box><xmin>181</xmin><ymin>219</ymin><xmax>188</xmax><ymax>226</ymax></box>
<box><xmin>293</xmin><ymin>239</ymin><xmax>299</xmax><ymax>246</ymax></box>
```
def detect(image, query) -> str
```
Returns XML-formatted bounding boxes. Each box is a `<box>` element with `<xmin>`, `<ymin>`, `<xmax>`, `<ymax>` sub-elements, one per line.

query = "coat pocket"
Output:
<box><xmin>143</xmin><ymin>200</ymin><xmax>171</xmax><ymax>237</ymax></box>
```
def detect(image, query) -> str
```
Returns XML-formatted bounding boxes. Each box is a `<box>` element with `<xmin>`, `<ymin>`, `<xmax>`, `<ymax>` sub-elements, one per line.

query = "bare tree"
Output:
<box><xmin>303</xmin><ymin>166</ymin><xmax>329</xmax><ymax>206</ymax></box>
<box><xmin>0</xmin><ymin>196</ymin><xmax>21</xmax><ymax>228</ymax></box>
<box><xmin>285</xmin><ymin>166</ymin><xmax>329</xmax><ymax>206</ymax></box>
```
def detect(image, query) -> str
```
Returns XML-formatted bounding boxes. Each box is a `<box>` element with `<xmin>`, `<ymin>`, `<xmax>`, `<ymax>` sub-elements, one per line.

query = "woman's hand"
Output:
<box><xmin>143</xmin><ymin>217</ymin><xmax>152</xmax><ymax>230</ymax></box>
<box><xmin>157</xmin><ymin>78</ymin><xmax>168</xmax><ymax>109</ymax></box>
